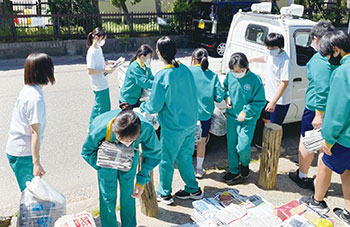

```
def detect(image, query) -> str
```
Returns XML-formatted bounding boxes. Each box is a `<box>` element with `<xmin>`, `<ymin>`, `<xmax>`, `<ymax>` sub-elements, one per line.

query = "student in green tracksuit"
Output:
<box><xmin>301</xmin><ymin>30</ymin><xmax>350</xmax><ymax>225</ymax></box>
<box><xmin>188</xmin><ymin>48</ymin><xmax>224</xmax><ymax>179</ymax></box>
<box><xmin>140</xmin><ymin>36</ymin><xmax>203</xmax><ymax>205</ymax></box>
<box><xmin>289</xmin><ymin>22</ymin><xmax>336</xmax><ymax>190</ymax></box>
<box><xmin>222</xmin><ymin>52</ymin><xmax>266</xmax><ymax>184</ymax></box>
<box><xmin>81</xmin><ymin>103</ymin><xmax>161</xmax><ymax>227</ymax></box>
<box><xmin>120</xmin><ymin>44</ymin><xmax>154</xmax><ymax>108</ymax></box>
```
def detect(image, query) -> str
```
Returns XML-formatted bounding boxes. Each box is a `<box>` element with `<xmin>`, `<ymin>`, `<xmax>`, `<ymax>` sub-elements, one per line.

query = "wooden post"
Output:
<box><xmin>258</xmin><ymin>123</ymin><xmax>283</xmax><ymax>190</ymax></box>
<box><xmin>137</xmin><ymin>145</ymin><xmax>158</xmax><ymax>217</ymax></box>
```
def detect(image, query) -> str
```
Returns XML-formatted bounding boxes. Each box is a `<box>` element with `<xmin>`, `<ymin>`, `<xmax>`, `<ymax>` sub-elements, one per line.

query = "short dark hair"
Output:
<box><xmin>113</xmin><ymin>103</ymin><xmax>141</xmax><ymax>140</ymax></box>
<box><xmin>264</xmin><ymin>33</ymin><xmax>284</xmax><ymax>48</ymax></box>
<box><xmin>156</xmin><ymin>36</ymin><xmax>179</xmax><ymax>68</ymax></box>
<box><xmin>228</xmin><ymin>52</ymin><xmax>249</xmax><ymax>70</ymax></box>
<box><xmin>310</xmin><ymin>21</ymin><xmax>335</xmax><ymax>39</ymax></box>
<box><xmin>192</xmin><ymin>48</ymin><xmax>209</xmax><ymax>71</ymax></box>
<box><xmin>24</xmin><ymin>53</ymin><xmax>55</xmax><ymax>85</ymax></box>
<box><xmin>319</xmin><ymin>30</ymin><xmax>350</xmax><ymax>56</ymax></box>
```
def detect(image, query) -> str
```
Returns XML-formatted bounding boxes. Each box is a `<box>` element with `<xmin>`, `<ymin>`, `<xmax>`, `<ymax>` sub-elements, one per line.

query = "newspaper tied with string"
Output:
<box><xmin>302</xmin><ymin>128</ymin><xmax>324</xmax><ymax>153</ymax></box>
<box><xmin>18</xmin><ymin>177</ymin><xmax>66</xmax><ymax>227</ymax></box>
<box><xmin>195</xmin><ymin>121</ymin><xmax>203</xmax><ymax>143</ymax></box>
<box><xmin>209</xmin><ymin>105</ymin><xmax>227</xmax><ymax>136</ymax></box>
<box><xmin>97</xmin><ymin>117</ymin><xmax>135</xmax><ymax>171</ymax></box>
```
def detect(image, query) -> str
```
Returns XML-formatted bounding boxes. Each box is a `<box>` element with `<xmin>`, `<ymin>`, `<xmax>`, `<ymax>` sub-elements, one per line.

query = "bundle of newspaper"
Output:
<box><xmin>54</xmin><ymin>212</ymin><xmax>96</xmax><ymax>227</ymax></box>
<box><xmin>191</xmin><ymin>198</ymin><xmax>222</xmax><ymax>225</ymax></box>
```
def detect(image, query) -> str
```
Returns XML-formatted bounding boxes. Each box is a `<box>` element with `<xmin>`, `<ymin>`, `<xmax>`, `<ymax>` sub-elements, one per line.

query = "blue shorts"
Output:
<box><xmin>201</xmin><ymin>118</ymin><xmax>212</xmax><ymax>138</ymax></box>
<box><xmin>322</xmin><ymin>143</ymin><xmax>350</xmax><ymax>174</ymax></box>
<box><xmin>262</xmin><ymin>102</ymin><xmax>290</xmax><ymax>125</ymax></box>
<box><xmin>300</xmin><ymin>108</ymin><xmax>315</xmax><ymax>137</ymax></box>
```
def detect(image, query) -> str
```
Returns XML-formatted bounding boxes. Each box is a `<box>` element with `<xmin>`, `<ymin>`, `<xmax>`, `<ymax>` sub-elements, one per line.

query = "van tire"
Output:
<box><xmin>214</xmin><ymin>42</ymin><xmax>226</xmax><ymax>57</ymax></box>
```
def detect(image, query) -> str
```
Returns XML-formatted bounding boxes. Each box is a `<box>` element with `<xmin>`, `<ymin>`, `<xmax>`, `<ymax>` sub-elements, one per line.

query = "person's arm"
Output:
<box><xmin>265</xmin><ymin>81</ymin><xmax>288</xmax><ymax>112</ymax></box>
<box><xmin>312</xmin><ymin>63</ymin><xmax>334</xmax><ymax>128</ymax></box>
<box><xmin>132</xmin><ymin>66</ymin><xmax>154</xmax><ymax>89</ymax></box>
<box><xmin>87</xmin><ymin>50</ymin><xmax>115</xmax><ymax>75</ymax></box>
<box><xmin>223</xmin><ymin>73</ymin><xmax>232</xmax><ymax>108</ymax></box>
<box><xmin>249</xmin><ymin>56</ymin><xmax>266</xmax><ymax>63</ymax></box>
<box><xmin>241</xmin><ymin>80</ymin><xmax>266</xmax><ymax>121</ymax></box>
<box><xmin>88</xmin><ymin>67</ymin><xmax>114</xmax><ymax>75</ymax></box>
<box><xmin>31</xmin><ymin>123</ymin><xmax>45</xmax><ymax>177</ymax></box>
<box><xmin>81</xmin><ymin>126</ymin><xmax>106</xmax><ymax>170</ymax></box>
<box><xmin>140</xmin><ymin>76</ymin><xmax>166</xmax><ymax>114</ymax></box>
<box><xmin>322</xmin><ymin>75</ymin><xmax>350</xmax><ymax>150</ymax></box>
<box><xmin>214</xmin><ymin>75</ymin><xmax>224</xmax><ymax>103</ymax></box>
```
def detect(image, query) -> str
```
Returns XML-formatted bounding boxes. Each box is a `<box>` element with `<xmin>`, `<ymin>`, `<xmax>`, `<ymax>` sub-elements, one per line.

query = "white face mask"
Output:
<box><xmin>119</xmin><ymin>140</ymin><xmax>134</xmax><ymax>147</ymax></box>
<box><xmin>232</xmin><ymin>71</ymin><xmax>246</xmax><ymax>79</ymax></box>
<box><xmin>268</xmin><ymin>48</ymin><xmax>280</xmax><ymax>57</ymax></box>
<box><xmin>144</xmin><ymin>56</ymin><xmax>152</xmax><ymax>67</ymax></box>
<box><xmin>98</xmin><ymin>39</ymin><xmax>105</xmax><ymax>47</ymax></box>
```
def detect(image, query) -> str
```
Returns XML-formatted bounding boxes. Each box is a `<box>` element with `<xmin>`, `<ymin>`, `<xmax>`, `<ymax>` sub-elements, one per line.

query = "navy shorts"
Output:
<box><xmin>300</xmin><ymin>108</ymin><xmax>315</xmax><ymax>137</ymax></box>
<box><xmin>201</xmin><ymin>118</ymin><xmax>212</xmax><ymax>138</ymax></box>
<box><xmin>322</xmin><ymin>143</ymin><xmax>350</xmax><ymax>174</ymax></box>
<box><xmin>262</xmin><ymin>102</ymin><xmax>290</xmax><ymax>125</ymax></box>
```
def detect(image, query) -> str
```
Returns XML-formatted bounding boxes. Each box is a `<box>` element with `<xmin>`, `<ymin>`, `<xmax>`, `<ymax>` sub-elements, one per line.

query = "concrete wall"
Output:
<box><xmin>0</xmin><ymin>35</ymin><xmax>190</xmax><ymax>59</ymax></box>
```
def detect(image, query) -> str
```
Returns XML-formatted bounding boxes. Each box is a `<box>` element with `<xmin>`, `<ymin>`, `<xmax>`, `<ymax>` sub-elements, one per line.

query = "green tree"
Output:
<box><xmin>110</xmin><ymin>0</ymin><xmax>142</xmax><ymax>23</ymax></box>
<box><xmin>0</xmin><ymin>0</ymin><xmax>16</xmax><ymax>36</ymax></box>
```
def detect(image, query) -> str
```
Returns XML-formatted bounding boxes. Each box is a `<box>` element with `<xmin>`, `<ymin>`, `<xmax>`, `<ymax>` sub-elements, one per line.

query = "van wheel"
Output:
<box><xmin>215</xmin><ymin>42</ymin><xmax>226</xmax><ymax>57</ymax></box>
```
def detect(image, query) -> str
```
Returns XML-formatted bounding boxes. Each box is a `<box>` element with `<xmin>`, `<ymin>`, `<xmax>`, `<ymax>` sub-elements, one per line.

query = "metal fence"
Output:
<box><xmin>0</xmin><ymin>12</ymin><xmax>193</xmax><ymax>42</ymax></box>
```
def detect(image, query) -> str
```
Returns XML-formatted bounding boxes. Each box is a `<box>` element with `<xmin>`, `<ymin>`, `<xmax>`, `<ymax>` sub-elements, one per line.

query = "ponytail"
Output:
<box><xmin>86</xmin><ymin>27</ymin><xmax>107</xmax><ymax>49</ymax></box>
<box><xmin>130</xmin><ymin>44</ymin><xmax>154</xmax><ymax>64</ymax></box>
<box><xmin>192</xmin><ymin>48</ymin><xmax>209</xmax><ymax>71</ymax></box>
<box><xmin>113</xmin><ymin>102</ymin><xmax>141</xmax><ymax>140</ymax></box>
<box><xmin>156</xmin><ymin>36</ymin><xmax>179</xmax><ymax>68</ymax></box>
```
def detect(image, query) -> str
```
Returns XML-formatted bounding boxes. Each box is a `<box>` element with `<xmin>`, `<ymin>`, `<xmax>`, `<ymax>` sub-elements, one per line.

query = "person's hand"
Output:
<box><xmin>237</xmin><ymin>112</ymin><xmax>246</xmax><ymax>122</ymax></box>
<box><xmin>131</xmin><ymin>184</ymin><xmax>144</xmax><ymax>199</ymax></box>
<box><xmin>322</xmin><ymin>143</ymin><xmax>332</xmax><ymax>156</ymax></box>
<box><xmin>312</xmin><ymin>111</ymin><xmax>324</xmax><ymax>129</ymax></box>
<box><xmin>105</xmin><ymin>66</ymin><xmax>115</xmax><ymax>74</ymax></box>
<box><xmin>226</xmin><ymin>98</ymin><xmax>232</xmax><ymax>109</ymax></box>
<box><xmin>33</xmin><ymin>163</ymin><xmax>46</xmax><ymax>178</ymax></box>
<box><xmin>265</xmin><ymin>102</ymin><xmax>276</xmax><ymax>112</ymax></box>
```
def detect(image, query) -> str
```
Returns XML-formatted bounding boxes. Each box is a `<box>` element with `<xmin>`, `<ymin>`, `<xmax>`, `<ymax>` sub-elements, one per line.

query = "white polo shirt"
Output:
<box><xmin>86</xmin><ymin>46</ymin><xmax>109</xmax><ymax>91</ymax></box>
<box><xmin>6</xmin><ymin>85</ymin><xmax>46</xmax><ymax>157</ymax></box>
<box><xmin>265</xmin><ymin>51</ymin><xmax>292</xmax><ymax>105</ymax></box>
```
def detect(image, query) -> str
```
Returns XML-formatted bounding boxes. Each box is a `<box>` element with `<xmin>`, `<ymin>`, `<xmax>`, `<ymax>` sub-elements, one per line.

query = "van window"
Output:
<box><xmin>245</xmin><ymin>24</ymin><xmax>269</xmax><ymax>45</ymax></box>
<box><xmin>294</xmin><ymin>30</ymin><xmax>316</xmax><ymax>66</ymax></box>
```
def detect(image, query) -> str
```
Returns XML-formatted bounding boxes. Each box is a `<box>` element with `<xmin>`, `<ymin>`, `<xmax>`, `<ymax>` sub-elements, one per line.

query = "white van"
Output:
<box><xmin>220</xmin><ymin>3</ymin><xmax>316</xmax><ymax>123</ymax></box>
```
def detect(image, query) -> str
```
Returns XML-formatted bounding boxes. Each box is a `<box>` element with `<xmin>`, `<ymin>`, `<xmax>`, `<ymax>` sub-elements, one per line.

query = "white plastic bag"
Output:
<box><xmin>117</xmin><ymin>66</ymin><xmax>127</xmax><ymax>88</ymax></box>
<box><xmin>209</xmin><ymin>105</ymin><xmax>227</xmax><ymax>136</ymax></box>
<box><xmin>194</xmin><ymin>121</ymin><xmax>202</xmax><ymax>143</ymax></box>
<box><xmin>133</xmin><ymin>108</ymin><xmax>159</xmax><ymax>130</ymax></box>
<box><xmin>18</xmin><ymin>177</ymin><xmax>66</xmax><ymax>227</ymax></box>
<box><xmin>54</xmin><ymin>212</ymin><xmax>96</xmax><ymax>227</ymax></box>
<box><xmin>302</xmin><ymin>128</ymin><xmax>324</xmax><ymax>153</ymax></box>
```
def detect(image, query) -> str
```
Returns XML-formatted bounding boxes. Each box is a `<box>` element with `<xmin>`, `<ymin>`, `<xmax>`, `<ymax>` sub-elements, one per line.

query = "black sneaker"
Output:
<box><xmin>300</xmin><ymin>196</ymin><xmax>330</xmax><ymax>215</ymax></box>
<box><xmin>288</xmin><ymin>169</ymin><xmax>314</xmax><ymax>190</ymax></box>
<box><xmin>157</xmin><ymin>194</ymin><xmax>174</xmax><ymax>205</ymax></box>
<box><xmin>240</xmin><ymin>165</ymin><xmax>250</xmax><ymax>178</ymax></box>
<box><xmin>334</xmin><ymin>208</ymin><xmax>350</xmax><ymax>226</ymax></box>
<box><xmin>222</xmin><ymin>171</ymin><xmax>241</xmax><ymax>183</ymax></box>
<box><xmin>175</xmin><ymin>188</ymin><xmax>204</xmax><ymax>200</ymax></box>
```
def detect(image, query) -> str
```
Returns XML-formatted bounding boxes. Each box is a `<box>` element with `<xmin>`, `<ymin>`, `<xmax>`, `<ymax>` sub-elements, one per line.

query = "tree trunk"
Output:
<box><xmin>120</xmin><ymin>1</ymin><xmax>130</xmax><ymax>24</ymax></box>
<box><xmin>92</xmin><ymin>0</ymin><xmax>102</xmax><ymax>27</ymax></box>
<box><xmin>47</xmin><ymin>0</ymin><xmax>61</xmax><ymax>36</ymax></box>
<box><xmin>258</xmin><ymin>123</ymin><xmax>283</xmax><ymax>190</ymax></box>
<box><xmin>0</xmin><ymin>0</ymin><xmax>16</xmax><ymax>37</ymax></box>
<box><xmin>155</xmin><ymin>0</ymin><xmax>162</xmax><ymax>16</ymax></box>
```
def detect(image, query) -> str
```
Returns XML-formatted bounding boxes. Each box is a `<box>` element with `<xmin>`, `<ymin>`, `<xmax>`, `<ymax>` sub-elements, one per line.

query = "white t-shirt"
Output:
<box><xmin>6</xmin><ymin>85</ymin><xmax>46</xmax><ymax>157</ymax></box>
<box><xmin>86</xmin><ymin>46</ymin><xmax>109</xmax><ymax>91</ymax></box>
<box><xmin>264</xmin><ymin>51</ymin><xmax>292</xmax><ymax>105</ymax></box>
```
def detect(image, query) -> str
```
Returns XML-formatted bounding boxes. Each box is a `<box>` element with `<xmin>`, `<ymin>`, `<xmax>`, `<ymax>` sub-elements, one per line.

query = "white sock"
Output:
<box><xmin>196</xmin><ymin>157</ymin><xmax>204</xmax><ymax>170</ymax></box>
<box><xmin>299</xmin><ymin>170</ymin><xmax>308</xmax><ymax>179</ymax></box>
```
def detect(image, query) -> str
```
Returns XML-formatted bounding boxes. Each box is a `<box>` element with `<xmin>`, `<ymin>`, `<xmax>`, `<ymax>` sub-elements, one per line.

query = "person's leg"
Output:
<box><xmin>226</xmin><ymin>116</ymin><xmax>239</xmax><ymax>175</ymax></box>
<box><xmin>196</xmin><ymin>119</ymin><xmax>211</xmax><ymax>171</ymax></box>
<box><xmin>314</xmin><ymin>157</ymin><xmax>332</xmax><ymax>201</ymax></box>
<box><xmin>97</xmin><ymin>168</ymin><xmax>118</xmax><ymax>227</ymax></box>
<box><xmin>158</xmin><ymin>128</ymin><xmax>180</xmax><ymax>196</ymax></box>
<box><xmin>7</xmin><ymin>154</ymin><xmax>34</xmax><ymax>192</ymax></box>
<box><xmin>119</xmin><ymin>151</ymin><xmax>139</xmax><ymax>227</ymax></box>
<box><xmin>270</xmin><ymin>104</ymin><xmax>290</xmax><ymax>125</ymax></box>
<box><xmin>89</xmin><ymin>89</ymin><xmax>111</xmax><ymax>125</ymax></box>
<box><xmin>177</xmin><ymin>129</ymin><xmax>199</xmax><ymax>193</ymax></box>
<box><xmin>341</xmin><ymin>170</ymin><xmax>350</xmax><ymax>212</ymax></box>
<box><xmin>237</xmin><ymin>123</ymin><xmax>256</xmax><ymax>176</ymax></box>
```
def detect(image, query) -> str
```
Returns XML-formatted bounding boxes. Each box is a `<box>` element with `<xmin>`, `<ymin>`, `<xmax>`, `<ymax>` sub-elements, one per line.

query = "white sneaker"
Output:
<box><xmin>156</xmin><ymin>194</ymin><xmax>174</xmax><ymax>205</ymax></box>
<box><xmin>195</xmin><ymin>168</ymin><xmax>206</xmax><ymax>179</ymax></box>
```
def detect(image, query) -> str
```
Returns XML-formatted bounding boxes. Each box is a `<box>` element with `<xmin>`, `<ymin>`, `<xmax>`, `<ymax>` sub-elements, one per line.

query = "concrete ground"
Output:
<box><xmin>0</xmin><ymin>49</ymin><xmax>344</xmax><ymax>226</ymax></box>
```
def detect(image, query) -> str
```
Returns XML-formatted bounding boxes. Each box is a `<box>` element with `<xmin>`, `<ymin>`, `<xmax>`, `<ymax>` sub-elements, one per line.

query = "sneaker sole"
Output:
<box><xmin>224</xmin><ymin>174</ymin><xmax>241</xmax><ymax>183</ymax></box>
<box><xmin>175</xmin><ymin>193</ymin><xmax>204</xmax><ymax>200</ymax></box>
<box><xmin>157</xmin><ymin>198</ymin><xmax>174</xmax><ymax>205</ymax></box>
<box><xmin>309</xmin><ymin>205</ymin><xmax>330</xmax><ymax>216</ymax></box>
